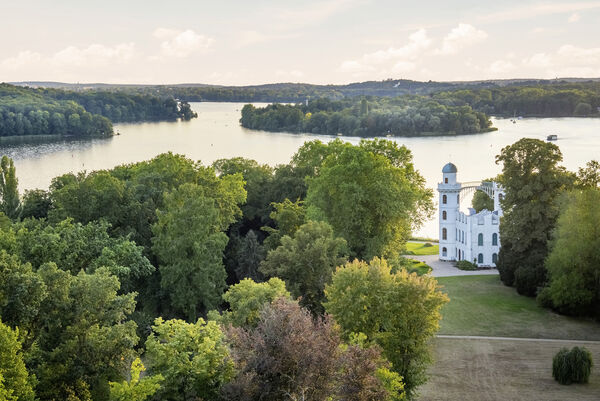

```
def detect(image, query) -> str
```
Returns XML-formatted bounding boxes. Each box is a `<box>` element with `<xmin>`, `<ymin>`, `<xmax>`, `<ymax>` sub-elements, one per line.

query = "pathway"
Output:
<box><xmin>410</xmin><ymin>254</ymin><xmax>499</xmax><ymax>277</ymax></box>
<box><xmin>437</xmin><ymin>334</ymin><xmax>600</xmax><ymax>344</ymax></box>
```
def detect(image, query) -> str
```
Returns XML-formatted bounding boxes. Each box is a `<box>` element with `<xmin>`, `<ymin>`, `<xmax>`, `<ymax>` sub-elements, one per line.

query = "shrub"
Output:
<box><xmin>423</xmin><ymin>242</ymin><xmax>433</xmax><ymax>248</ymax></box>
<box><xmin>552</xmin><ymin>346</ymin><xmax>594</xmax><ymax>385</ymax></box>
<box><xmin>456</xmin><ymin>260</ymin><xmax>477</xmax><ymax>271</ymax></box>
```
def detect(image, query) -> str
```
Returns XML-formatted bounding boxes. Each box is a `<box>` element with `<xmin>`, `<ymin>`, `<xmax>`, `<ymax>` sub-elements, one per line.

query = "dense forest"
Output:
<box><xmin>0</xmin><ymin>140</ymin><xmax>445</xmax><ymax>400</ymax></box>
<box><xmin>433</xmin><ymin>83</ymin><xmax>600</xmax><ymax>117</ymax></box>
<box><xmin>0</xmin><ymin>84</ymin><xmax>113</xmax><ymax>137</ymax></box>
<box><xmin>240</xmin><ymin>96</ymin><xmax>494</xmax><ymax>136</ymax></box>
<box><xmin>17</xmin><ymin>79</ymin><xmax>600</xmax><ymax>118</ymax></box>
<box><xmin>0</xmin><ymin>84</ymin><xmax>197</xmax><ymax>138</ymax></box>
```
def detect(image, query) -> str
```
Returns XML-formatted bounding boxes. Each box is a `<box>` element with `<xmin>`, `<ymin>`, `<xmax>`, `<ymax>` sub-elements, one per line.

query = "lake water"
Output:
<box><xmin>1</xmin><ymin>102</ymin><xmax>599</xmax><ymax>238</ymax></box>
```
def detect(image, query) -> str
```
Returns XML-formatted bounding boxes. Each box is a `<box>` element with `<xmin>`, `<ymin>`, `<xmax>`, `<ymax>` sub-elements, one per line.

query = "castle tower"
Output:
<box><xmin>437</xmin><ymin>163</ymin><xmax>461</xmax><ymax>261</ymax></box>
<box><xmin>492</xmin><ymin>182</ymin><xmax>505</xmax><ymax>217</ymax></box>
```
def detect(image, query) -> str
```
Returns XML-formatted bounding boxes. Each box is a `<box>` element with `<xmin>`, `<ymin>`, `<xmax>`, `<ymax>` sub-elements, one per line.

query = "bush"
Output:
<box><xmin>456</xmin><ymin>260</ymin><xmax>477</xmax><ymax>271</ymax></box>
<box><xmin>423</xmin><ymin>242</ymin><xmax>433</xmax><ymax>248</ymax></box>
<box><xmin>552</xmin><ymin>347</ymin><xmax>594</xmax><ymax>385</ymax></box>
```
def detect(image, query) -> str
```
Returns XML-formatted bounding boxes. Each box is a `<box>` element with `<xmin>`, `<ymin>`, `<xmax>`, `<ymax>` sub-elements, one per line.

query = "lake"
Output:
<box><xmin>1</xmin><ymin>102</ymin><xmax>599</xmax><ymax>238</ymax></box>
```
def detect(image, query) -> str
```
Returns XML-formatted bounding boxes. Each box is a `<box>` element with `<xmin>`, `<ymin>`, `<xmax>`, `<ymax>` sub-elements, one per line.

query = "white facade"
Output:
<box><xmin>437</xmin><ymin>163</ymin><xmax>503</xmax><ymax>267</ymax></box>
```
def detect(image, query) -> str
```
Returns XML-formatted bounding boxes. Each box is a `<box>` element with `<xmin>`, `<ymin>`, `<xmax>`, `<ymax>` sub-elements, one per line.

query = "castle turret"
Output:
<box><xmin>438</xmin><ymin>163</ymin><xmax>460</xmax><ymax>261</ymax></box>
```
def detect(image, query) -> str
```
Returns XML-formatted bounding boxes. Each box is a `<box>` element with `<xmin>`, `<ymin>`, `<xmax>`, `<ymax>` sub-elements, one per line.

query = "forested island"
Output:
<box><xmin>240</xmin><ymin>96</ymin><xmax>494</xmax><ymax>136</ymax></box>
<box><xmin>0</xmin><ymin>84</ymin><xmax>197</xmax><ymax>138</ymax></box>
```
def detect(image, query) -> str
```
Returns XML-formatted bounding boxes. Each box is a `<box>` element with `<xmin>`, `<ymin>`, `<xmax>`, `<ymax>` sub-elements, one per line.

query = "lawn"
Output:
<box><xmin>419</xmin><ymin>338</ymin><xmax>600</xmax><ymax>401</ymax></box>
<box><xmin>405</xmin><ymin>241</ymin><xmax>439</xmax><ymax>255</ymax></box>
<box><xmin>436</xmin><ymin>275</ymin><xmax>600</xmax><ymax>340</ymax></box>
<box><xmin>405</xmin><ymin>258</ymin><xmax>432</xmax><ymax>275</ymax></box>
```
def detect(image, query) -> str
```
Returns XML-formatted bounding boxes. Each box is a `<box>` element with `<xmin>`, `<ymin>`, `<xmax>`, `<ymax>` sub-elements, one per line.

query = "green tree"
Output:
<box><xmin>20</xmin><ymin>189</ymin><xmax>51</xmax><ymax>219</ymax></box>
<box><xmin>262</xmin><ymin>198</ymin><xmax>306</xmax><ymax>250</ymax></box>
<box><xmin>152</xmin><ymin>182</ymin><xmax>245</xmax><ymax>320</ymax></box>
<box><xmin>145</xmin><ymin>317</ymin><xmax>235</xmax><ymax>401</ymax></box>
<box><xmin>576</xmin><ymin>160</ymin><xmax>600</xmax><ymax>188</ymax></box>
<box><xmin>260</xmin><ymin>221</ymin><xmax>348</xmax><ymax>313</ymax></box>
<box><xmin>495</xmin><ymin>138</ymin><xmax>572</xmax><ymax>295</ymax></box>
<box><xmin>33</xmin><ymin>264</ymin><xmax>138</xmax><ymax>401</ymax></box>
<box><xmin>471</xmin><ymin>190</ymin><xmax>493</xmax><ymax>212</ymax></box>
<box><xmin>0</xmin><ymin>156</ymin><xmax>21</xmax><ymax>220</ymax></box>
<box><xmin>306</xmin><ymin>141</ymin><xmax>432</xmax><ymax>260</ymax></box>
<box><xmin>0</xmin><ymin>320</ymin><xmax>35</xmax><ymax>401</ymax></box>
<box><xmin>210</xmin><ymin>277</ymin><xmax>290</xmax><ymax>327</ymax></box>
<box><xmin>109</xmin><ymin>358</ymin><xmax>163</xmax><ymax>401</ymax></box>
<box><xmin>540</xmin><ymin>189</ymin><xmax>600</xmax><ymax>317</ymax></box>
<box><xmin>324</xmin><ymin>258</ymin><xmax>448</xmax><ymax>398</ymax></box>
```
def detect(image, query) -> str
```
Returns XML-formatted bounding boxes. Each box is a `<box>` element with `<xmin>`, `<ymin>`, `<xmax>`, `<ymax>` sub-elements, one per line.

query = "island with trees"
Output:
<box><xmin>240</xmin><ymin>96</ymin><xmax>494</xmax><ymax>137</ymax></box>
<box><xmin>0</xmin><ymin>83</ymin><xmax>197</xmax><ymax>138</ymax></box>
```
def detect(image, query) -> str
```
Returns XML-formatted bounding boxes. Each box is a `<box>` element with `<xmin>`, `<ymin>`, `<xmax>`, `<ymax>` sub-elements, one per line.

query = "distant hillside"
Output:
<box><xmin>9</xmin><ymin>78</ymin><xmax>600</xmax><ymax>117</ymax></box>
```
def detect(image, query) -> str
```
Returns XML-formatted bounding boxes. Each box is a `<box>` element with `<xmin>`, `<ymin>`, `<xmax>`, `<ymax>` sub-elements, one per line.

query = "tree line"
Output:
<box><xmin>0</xmin><ymin>140</ymin><xmax>446</xmax><ymax>400</ymax></box>
<box><xmin>240</xmin><ymin>96</ymin><xmax>494</xmax><ymax>137</ymax></box>
<box><xmin>493</xmin><ymin>139</ymin><xmax>600</xmax><ymax>319</ymax></box>
<box><xmin>0</xmin><ymin>84</ymin><xmax>197</xmax><ymax>138</ymax></box>
<box><xmin>433</xmin><ymin>83</ymin><xmax>600</xmax><ymax>117</ymax></box>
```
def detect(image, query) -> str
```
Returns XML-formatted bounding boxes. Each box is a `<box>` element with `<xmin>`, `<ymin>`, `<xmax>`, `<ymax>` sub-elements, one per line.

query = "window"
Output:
<box><xmin>478</xmin><ymin>233</ymin><xmax>483</xmax><ymax>246</ymax></box>
<box><xmin>457</xmin><ymin>194</ymin><xmax>460</xmax><ymax>204</ymax></box>
<box><xmin>442</xmin><ymin>228</ymin><xmax>447</xmax><ymax>240</ymax></box>
<box><xmin>478</xmin><ymin>253</ymin><xmax>483</xmax><ymax>264</ymax></box>
<box><xmin>445</xmin><ymin>177</ymin><xmax>448</xmax><ymax>183</ymax></box>
<box><xmin>442</xmin><ymin>247</ymin><xmax>447</xmax><ymax>257</ymax></box>
<box><xmin>442</xmin><ymin>194</ymin><xmax>447</xmax><ymax>204</ymax></box>
<box><xmin>442</xmin><ymin>211</ymin><xmax>447</xmax><ymax>220</ymax></box>
<box><xmin>492</xmin><ymin>233</ymin><xmax>498</xmax><ymax>246</ymax></box>
<box><xmin>492</xmin><ymin>253</ymin><xmax>498</xmax><ymax>264</ymax></box>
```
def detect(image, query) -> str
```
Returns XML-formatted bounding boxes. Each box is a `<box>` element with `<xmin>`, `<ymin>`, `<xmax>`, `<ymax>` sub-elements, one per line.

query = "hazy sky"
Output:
<box><xmin>1</xmin><ymin>0</ymin><xmax>599</xmax><ymax>85</ymax></box>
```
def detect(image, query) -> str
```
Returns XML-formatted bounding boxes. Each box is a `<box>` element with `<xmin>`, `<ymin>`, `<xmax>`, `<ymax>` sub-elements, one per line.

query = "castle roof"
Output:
<box><xmin>442</xmin><ymin>162</ymin><xmax>457</xmax><ymax>173</ymax></box>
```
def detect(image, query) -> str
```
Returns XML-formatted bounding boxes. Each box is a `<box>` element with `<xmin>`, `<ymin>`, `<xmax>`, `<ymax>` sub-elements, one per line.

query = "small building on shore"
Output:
<box><xmin>437</xmin><ymin>163</ymin><xmax>504</xmax><ymax>267</ymax></box>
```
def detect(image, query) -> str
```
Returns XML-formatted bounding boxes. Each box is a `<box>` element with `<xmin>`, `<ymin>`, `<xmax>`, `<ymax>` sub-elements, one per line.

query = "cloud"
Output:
<box><xmin>339</xmin><ymin>29</ymin><xmax>431</xmax><ymax>75</ymax></box>
<box><xmin>1</xmin><ymin>51</ymin><xmax>42</xmax><ymax>70</ymax></box>
<box><xmin>153</xmin><ymin>28</ymin><xmax>213</xmax><ymax>58</ymax></box>
<box><xmin>523</xmin><ymin>45</ymin><xmax>600</xmax><ymax>77</ymax></box>
<box><xmin>436</xmin><ymin>24</ymin><xmax>487</xmax><ymax>55</ymax></box>
<box><xmin>568</xmin><ymin>12</ymin><xmax>581</xmax><ymax>22</ymax></box>
<box><xmin>479</xmin><ymin>1</ymin><xmax>600</xmax><ymax>23</ymax></box>
<box><xmin>51</xmin><ymin>43</ymin><xmax>136</xmax><ymax>67</ymax></box>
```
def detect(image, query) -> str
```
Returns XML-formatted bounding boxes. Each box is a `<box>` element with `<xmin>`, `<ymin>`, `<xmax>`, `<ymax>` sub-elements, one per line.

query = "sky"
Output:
<box><xmin>1</xmin><ymin>0</ymin><xmax>599</xmax><ymax>85</ymax></box>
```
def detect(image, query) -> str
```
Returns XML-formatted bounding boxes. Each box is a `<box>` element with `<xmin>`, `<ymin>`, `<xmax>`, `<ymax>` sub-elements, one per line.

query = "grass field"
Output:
<box><xmin>419</xmin><ymin>338</ymin><xmax>600</xmax><ymax>401</ymax></box>
<box><xmin>405</xmin><ymin>241</ymin><xmax>439</xmax><ymax>255</ymax></box>
<box><xmin>436</xmin><ymin>275</ymin><xmax>600</xmax><ymax>340</ymax></box>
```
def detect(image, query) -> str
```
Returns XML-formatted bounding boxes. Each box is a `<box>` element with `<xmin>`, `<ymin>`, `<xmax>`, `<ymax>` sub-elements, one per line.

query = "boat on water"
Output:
<box><xmin>547</xmin><ymin>134</ymin><xmax>558</xmax><ymax>141</ymax></box>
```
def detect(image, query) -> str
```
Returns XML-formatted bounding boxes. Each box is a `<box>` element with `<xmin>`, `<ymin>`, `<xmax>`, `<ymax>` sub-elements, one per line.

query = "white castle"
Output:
<box><xmin>437</xmin><ymin>163</ymin><xmax>504</xmax><ymax>267</ymax></box>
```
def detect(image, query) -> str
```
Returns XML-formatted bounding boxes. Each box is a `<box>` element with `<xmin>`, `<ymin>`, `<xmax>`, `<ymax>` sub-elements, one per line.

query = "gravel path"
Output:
<box><xmin>410</xmin><ymin>254</ymin><xmax>499</xmax><ymax>277</ymax></box>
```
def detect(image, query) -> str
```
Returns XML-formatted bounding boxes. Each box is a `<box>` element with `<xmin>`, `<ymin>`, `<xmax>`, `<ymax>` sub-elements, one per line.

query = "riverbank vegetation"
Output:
<box><xmin>0</xmin><ymin>139</ymin><xmax>446</xmax><ymax>400</ymax></box>
<box><xmin>0</xmin><ymin>84</ymin><xmax>196</xmax><ymax>138</ymax></box>
<box><xmin>240</xmin><ymin>96</ymin><xmax>494</xmax><ymax>137</ymax></box>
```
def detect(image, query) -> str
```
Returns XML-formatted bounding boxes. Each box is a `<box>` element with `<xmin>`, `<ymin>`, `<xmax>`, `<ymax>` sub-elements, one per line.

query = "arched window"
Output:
<box><xmin>478</xmin><ymin>253</ymin><xmax>483</xmax><ymax>264</ymax></box>
<box><xmin>445</xmin><ymin>177</ymin><xmax>448</xmax><ymax>184</ymax></box>
<box><xmin>442</xmin><ymin>228</ymin><xmax>447</xmax><ymax>240</ymax></box>
<box><xmin>492</xmin><ymin>233</ymin><xmax>498</xmax><ymax>246</ymax></box>
<box><xmin>499</xmin><ymin>193</ymin><xmax>504</xmax><ymax>202</ymax></box>
<box><xmin>442</xmin><ymin>247</ymin><xmax>447</xmax><ymax>257</ymax></box>
<box><xmin>442</xmin><ymin>194</ymin><xmax>447</xmax><ymax>204</ymax></box>
<box><xmin>478</xmin><ymin>233</ymin><xmax>483</xmax><ymax>246</ymax></box>
<box><xmin>492</xmin><ymin>253</ymin><xmax>498</xmax><ymax>264</ymax></box>
<box><xmin>442</xmin><ymin>211</ymin><xmax>447</xmax><ymax>220</ymax></box>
